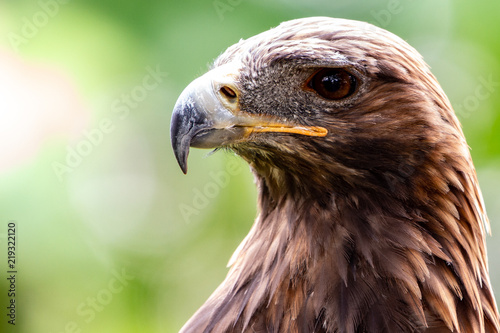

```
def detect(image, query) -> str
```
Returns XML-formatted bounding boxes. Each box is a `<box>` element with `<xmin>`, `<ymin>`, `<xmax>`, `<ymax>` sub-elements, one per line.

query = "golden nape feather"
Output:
<box><xmin>170</xmin><ymin>17</ymin><xmax>499</xmax><ymax>332</ymax></box>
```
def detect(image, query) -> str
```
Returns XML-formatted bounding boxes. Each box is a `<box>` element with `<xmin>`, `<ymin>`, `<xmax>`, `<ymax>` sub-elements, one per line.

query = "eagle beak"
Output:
<box><xmin>170</xmin><ymin>64</ymin><xmax>327</xmax><ymax>173</ymax></box>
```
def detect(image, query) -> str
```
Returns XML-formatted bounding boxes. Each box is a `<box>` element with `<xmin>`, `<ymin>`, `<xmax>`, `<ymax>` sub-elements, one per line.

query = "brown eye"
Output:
<box><xmin>307</xmin><ymin>68</ymin><xmax>357</xmax><ymax>100</ymax></box>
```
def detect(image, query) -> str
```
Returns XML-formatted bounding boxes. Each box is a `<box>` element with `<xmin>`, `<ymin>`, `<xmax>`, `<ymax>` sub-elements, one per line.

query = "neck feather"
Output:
<box><xmin>181</xmin><ymin>160</ymin><xmax>499</xmax><ymax>333</ymax></box>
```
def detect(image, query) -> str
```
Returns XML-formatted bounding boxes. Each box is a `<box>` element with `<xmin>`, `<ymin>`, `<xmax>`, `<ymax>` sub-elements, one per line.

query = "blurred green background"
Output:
<box><xmin>0</xmin><ymin>0</ymin><xmax>499</xmax><ymax>332</ymax></box>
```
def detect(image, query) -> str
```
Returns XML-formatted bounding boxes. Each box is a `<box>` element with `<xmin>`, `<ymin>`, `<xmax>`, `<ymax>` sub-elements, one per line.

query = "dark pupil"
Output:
<box><xmin>321</xmin><ymin>73</ymin><xmax>342</xmax><ymax>92</ymax></box>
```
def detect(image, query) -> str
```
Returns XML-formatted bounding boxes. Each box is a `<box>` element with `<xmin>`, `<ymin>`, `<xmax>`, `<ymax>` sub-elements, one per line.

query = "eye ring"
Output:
<box><xmin>306</xmin><ymin>68</ymin><xmax>358</xmax><ymax>100</ymax></box>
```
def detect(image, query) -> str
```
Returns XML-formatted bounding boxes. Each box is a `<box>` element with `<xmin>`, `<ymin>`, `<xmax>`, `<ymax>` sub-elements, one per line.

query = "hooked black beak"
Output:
<box><xmin>170</xmin><ymin>102</ymin><xmax>206</xmax><ymax>174</ymax></box>
<box><xmin>170</xmin><ymin>64</ymin><xmax>327</xmax><ymax>174</ymax></box>
<box><xmin>170</xmin><ymin>64</ymin><xmax>248</xmax><ymax>174</ymax></box>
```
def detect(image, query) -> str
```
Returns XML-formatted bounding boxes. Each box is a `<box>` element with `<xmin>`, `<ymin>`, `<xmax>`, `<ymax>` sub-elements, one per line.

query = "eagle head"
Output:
<box><xmin>170</xmin><ymin>17</ymin><xmax>499</xmax><ymax>333</ymax></box>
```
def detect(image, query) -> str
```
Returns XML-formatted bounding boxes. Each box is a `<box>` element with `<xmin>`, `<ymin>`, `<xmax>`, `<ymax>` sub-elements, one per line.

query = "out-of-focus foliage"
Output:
<box><xmin>0</xmin><ymin>1</ymin><xmax>499</xmax><ymax>332</ymax></box>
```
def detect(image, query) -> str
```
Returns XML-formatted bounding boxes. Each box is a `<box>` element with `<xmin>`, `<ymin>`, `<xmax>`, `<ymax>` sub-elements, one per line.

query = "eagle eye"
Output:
<box><xmin>307</xmin><ymin>68</ymin><xmax>357</xmax><ymax>100</ymax></box>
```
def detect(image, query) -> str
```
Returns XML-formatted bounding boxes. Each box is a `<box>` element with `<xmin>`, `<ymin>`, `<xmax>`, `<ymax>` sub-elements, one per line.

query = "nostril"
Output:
<box><xmin>220</xmin><ymin>86</ymin><xmax>237</xmax><ymax>99</ymax></box>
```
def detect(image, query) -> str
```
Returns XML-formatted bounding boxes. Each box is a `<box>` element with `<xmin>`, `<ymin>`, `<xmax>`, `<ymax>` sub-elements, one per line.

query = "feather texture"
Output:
<box><xmin>175</xmin><ymin>17</ymin><xmax>500</xmax><ymax>333</ymax></box>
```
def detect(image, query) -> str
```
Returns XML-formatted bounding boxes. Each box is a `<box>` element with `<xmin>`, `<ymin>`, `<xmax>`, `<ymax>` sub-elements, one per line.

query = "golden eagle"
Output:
<box><xmin>170</xmin><ymin>17</ymin><xmax>500</xmax><ymax>333</ymax></box>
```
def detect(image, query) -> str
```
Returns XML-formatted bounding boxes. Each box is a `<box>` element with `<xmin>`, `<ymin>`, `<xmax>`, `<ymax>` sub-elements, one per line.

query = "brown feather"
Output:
<box><xmin>177</xmin><ymin>17</ymin><xmax>500</xmax><ymax>333</ymax></box>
